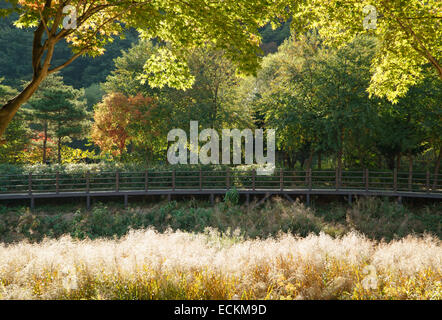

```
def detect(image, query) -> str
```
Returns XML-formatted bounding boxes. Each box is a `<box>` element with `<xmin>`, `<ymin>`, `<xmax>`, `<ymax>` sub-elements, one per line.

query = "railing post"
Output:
<box><xmin>308</xmin><ymin>168</ymin><xmax>312</xmax><ymax>191</ymax></box>
<box><xmin>426</xmin><ymin>170</ymin><xmax>430</xmax><ymax>193</ymax></box>
<box><xmin>393</xmin><ymin>168</ymin><xmax>397</xmax><ymax>192</ymax></box>
<box><xmin>116</xmin><ymin>171</ymin><xmax>120</xmax><ymax>192</ymax></box>
<box><xmin>252</xmin><ymin>169</ymin><xmax>256</xmax><ymax>191</ymax></box>
<box><xmin>28</xmin><ymin>173</ymin><xmax>32</xmax><ymax>195</ymax></box>
<box><xmin>280</xmin><ymin>168</ymin><xmax>283</xmax><ymax>191</ymax></box>
<box><xmin>56</xmin><ymin>172</ymin><xmax>60</xmax><ymax>194</ymax></box>
<box><xmin>226</xmin><ymin>167</ymin><xmax>230</xmax><ymax>190</ymax></box>
<box><xmin>408</xmin><ymin>166</ymin><xmax>413</xmax><ymax>191</ymax></box>
<box><xmin>172</xmin><ymin>170</ymin><xmax>176</xmax><ymax>191</ymax></box>
<box><xmin>145</xmin><ymin>170</ymin><xmax>149</xmax><ymax>192</ymax></box>
<box><xmin>199</xmin><ymin>168</ymin><xmax>202</xmax><ymax>191</ymax></box>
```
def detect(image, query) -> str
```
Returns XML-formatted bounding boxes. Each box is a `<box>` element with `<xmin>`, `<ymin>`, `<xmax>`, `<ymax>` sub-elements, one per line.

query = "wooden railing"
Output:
<box><xmin>0</xmin><ymin>169</ymin><xmax>440</xmax><ymax>195</ymax></box>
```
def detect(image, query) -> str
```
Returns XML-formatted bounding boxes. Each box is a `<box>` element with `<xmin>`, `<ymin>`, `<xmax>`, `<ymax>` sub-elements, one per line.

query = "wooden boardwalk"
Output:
<box><xmin>0</xmin><ymin>169</ymin><xmax>440</xmax><ymax>209</ymax></box>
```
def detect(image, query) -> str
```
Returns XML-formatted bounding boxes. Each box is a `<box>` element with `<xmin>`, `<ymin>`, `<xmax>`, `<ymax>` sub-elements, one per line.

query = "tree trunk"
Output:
<box><xmin>433</xmin><ymin>146</ymin><xmax>442</xmax><ymax>189</ymax></box>
<box><xmin>0</xmin><ymin>20</ymin><xmax>58</xmax><ymax>139</ymax></box>
<box><xmin>289</xmin><ymin>153</ymin><xmax>296</xmax><ymax>169</ymax></box>
<box><xmin>387</xmin><ymin>156</ymin><xmax>395</xmax><ymax>171</ymax></box>
<box><xmin>57</xmin><ymin>136</ymin><xmax>62</xmax><ymax>164</ymax></box>
<box><xmin>337</xmin><ymin>149</ymin><xmax>343</xmax><ymax>182</ymax></box>
<box><xmin>212</xmin><ymin>87</ymin><xmax>218</xmax><ymax>128</ymax></box>
<box><xmin>304</xmin><ymin>151</ymin><xmax>313</xmax><ymax>183</ymax></box>
<box><xmin>317</xmin><ymin>151</ymin><xmax>322</xmax><ymax>170</ymax></box>
<box><xmin>0</xmin><ymin>76</ymin><xmax>46</xmax><ymax>140</ymax></box>
<box><xmin>305</xmin><ymin>151</ymin><xmax>313</xmax><ymax>171</ymax></box>
<box><xmin>396</xmin><ymin>153</ymin><xmax>401</xmax><ymax>170</ymax></box>
<box><xmin>145</xmin><ymin>147</ymin><xmax>150</xmax><ymax>166</ymax></box>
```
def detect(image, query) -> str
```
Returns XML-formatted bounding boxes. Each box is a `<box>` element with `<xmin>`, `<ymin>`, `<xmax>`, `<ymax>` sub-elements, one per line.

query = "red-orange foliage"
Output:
<box><xmin>91</xmin><ymin>92</ymin><xmax>157</xmax><ymax>157</ymax></box>
<box><xmin>21</xmin><ymin>131</ymin><xmax>56</xmax><ymax>164</ymax></box>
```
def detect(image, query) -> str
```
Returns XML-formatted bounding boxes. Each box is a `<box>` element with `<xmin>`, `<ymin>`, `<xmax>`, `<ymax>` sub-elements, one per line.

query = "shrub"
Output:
<box><xmin>224</xmin><ymin>187</ymin><xmax>239</xmax><ymax>206</ymax></box>
<box><xmin>0</xmin><ymin>197</ymin><xmax>441</xmax><ymax>243</ymax></box>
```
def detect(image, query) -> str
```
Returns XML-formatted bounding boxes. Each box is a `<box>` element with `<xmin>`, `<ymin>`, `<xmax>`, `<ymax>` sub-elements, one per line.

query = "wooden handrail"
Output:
<box><xmin>0</xmin><ymin>169</ymin><xmax>440</xmax><ymax>196</ymax></box>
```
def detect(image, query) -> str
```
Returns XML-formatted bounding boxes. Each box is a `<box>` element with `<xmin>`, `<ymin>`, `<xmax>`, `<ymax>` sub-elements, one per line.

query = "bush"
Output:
<box><xmin>0</xmin><ymin>198</ymin><xmax>439</xmax><ymax>243</ymax></box>
<box><xmin>224</xmin><ymin>187</ymin><xmax>239</xmax><ymax>206</ymax></box>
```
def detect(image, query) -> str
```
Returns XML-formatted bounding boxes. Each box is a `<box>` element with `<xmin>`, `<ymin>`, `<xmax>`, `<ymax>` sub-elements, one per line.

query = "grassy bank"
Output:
<box><xmin>0</xmin><ymin>198</ymin><xmax>440</xmax><ymax>300</ymax></box>
<box><xmin>0</xmin><ymin>197</ymin><xmax>440</xmax><ymax>243</ymax></box>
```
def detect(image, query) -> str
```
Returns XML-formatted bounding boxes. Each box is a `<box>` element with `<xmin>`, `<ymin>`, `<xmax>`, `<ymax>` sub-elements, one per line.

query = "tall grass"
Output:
<box><xmin>0</xmin><ymin>229</ymin><xmax>440</xmax><ymax>300</ymax></box>
<box><xmin>1</xmin><ymin>197</ymin><xmax>440</xmax><ymax>243</ymax></box>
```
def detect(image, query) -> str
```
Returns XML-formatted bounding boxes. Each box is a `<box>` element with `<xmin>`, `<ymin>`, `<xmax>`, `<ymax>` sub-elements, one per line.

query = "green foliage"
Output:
<box><xmin>260</xmin><ymin>19</ymin><xmax>291</xmax><ymax>54</ymax></box>
<box><xmin>224</xmin><ymin>187</ymin><xmax>239</xmax><ymax>207</ymax></box>
<box><xmin>289</xmin><ymin>0</ymin><xmax>442</xmax><ymax>102</ymax></box>
<box><xmin>0</xmin><ymin>11</ymin><xmax>138</xmax><ymax>88</ymax></box>
<box><xmin>0</xmin><ymin>2</ymin><xmax>440</xmax><ymax>174</ymax></box>
<box><xmin>139</xmin><ymin>46</ymin><xmax>195</xmax><ymax>91</ymax></box>
<box><xmin>84</xmin><ymin>84</ymin><xmax>104</xmax><ymax>109</ymax></box>
<box><xmin>24</xmin><ymin>74</ymin><xmax>90</xmax><ymax>163</ymax></box>
<box><xmin>60</xmin><ymin>146</ymin><xmax>98</xmax><ymax>164</ymax></box>
<box><xmin>102</xmin><ymin>40</ymin><xmax>158</xmax><ymax>97</ymax></box>
<box><xmin>0</xmin><ymin>80</ymin><xmax>31</xmax><ymax>162</ymax></box>
<box><xmin>3</xmin><ymin>0</ymin><xmax>278</xmax><ymax>88</ymax></box>
<box><xmin>0</xmin><ymin>198</ymin><xmax>439</xmax><ymax>244</ymax></box>
<box><xmin>248</xmin><ymin>34</ymin><xmax>441</xmax><ymax>170</ymax></box>
<box><xmin>102</xmin><ymin>41</ymin><xmax>253</xmax><ymax>133</ymax></box>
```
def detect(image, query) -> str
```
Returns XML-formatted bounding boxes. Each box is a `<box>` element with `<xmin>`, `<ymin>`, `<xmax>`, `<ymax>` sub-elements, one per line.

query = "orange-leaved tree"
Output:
<box><xmin>91</xmin><ymin>92</ymin><xmax>164</xmax><ymax>161</ymax></box>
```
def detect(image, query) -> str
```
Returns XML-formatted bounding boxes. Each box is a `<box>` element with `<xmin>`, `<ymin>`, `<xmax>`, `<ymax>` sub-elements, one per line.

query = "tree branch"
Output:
<box><xmin>382</xmin><ymin>0</ymin><xmax>442</xmax><ymax>79</ymax></box>
<box><xmin>37</xmin><ymin>8</ymin><xmax>51</xmax><ymax>36</ymax></box>
<box><xmin>48</xmin><ymin>48</ymin><xmax>88</xmax><ymax>74</ymax></box>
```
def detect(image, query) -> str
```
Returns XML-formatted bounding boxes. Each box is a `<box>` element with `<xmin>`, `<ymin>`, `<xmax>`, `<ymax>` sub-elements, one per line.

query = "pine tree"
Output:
<box><xmin>26</xmin><ymin>74</ymin><xmax>89</xmax><ymax>164</ymax></box>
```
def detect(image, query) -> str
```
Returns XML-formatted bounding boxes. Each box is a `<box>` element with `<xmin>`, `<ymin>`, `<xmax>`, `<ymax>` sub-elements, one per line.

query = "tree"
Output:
<box><xmin>253</xmin><ymin>35</ymin><xmax>327</xmax><ymax>169</ymax></box>
<box><xmin>26</xmin><ymin>74</ymin><xmax>89</xmax><ymax>163</ymax></box>
<box><xmin>125</xmin><ymin>96</ymin><xmax>171</xmax><ymax>164</ymax></box>
<box><xmin>249</xmin><ymin>32</ymin><xmax>441</xmax><ymax>173</ymax></box>
<box><xmin>103</xmin><ymin>40</ymin><xmax>254</xmax><ymax>133</ymax></box>
<box><xmin>252</xmin><ymin>35</ymin><xmax>392</xmax><ymax>171</ymax></box>
<box><xmin>400</xmin><ymin>72</ymin><xmax>442</xmax><ymax>186</ymax></box>
<box><xmin>162</xmin><ymin>46</ymin><xmax>252</xmax><ymax>132</ymax></box>
<box><xmin>0</xmin><ymin>5</ymin><xmax>138</xmax><ymax>89</ymax></box>
<box><xmin>260</xmin><ymin>19</ymin><xmax>291</xmax><ymax>54</ymax></box>
<box><xmin>0</xmin><ymin>0</ymin><xmax>281</xmax><ymax>138</ymax></box>
<box><xmin>91</xmin><ymin>92</ymin><xmax>164</xmax><ymax>162</ymax></box>
<box><xmin>187</xmin><ymin>48</ymin><xmax>240</xmax><ymax>128</ymax></box>
<box><xmin>289</xmin><ymin>0</ymin><xmax>442</xmax><ymax>102</ymax></box>
<box><xmin>102</xmin><ymin>40</ymin><xmax>159</xmax><ymax>97</ymax></box>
